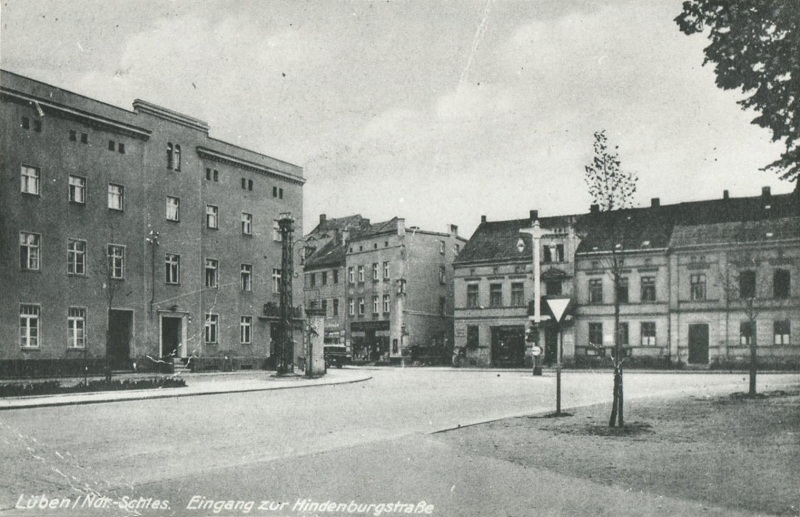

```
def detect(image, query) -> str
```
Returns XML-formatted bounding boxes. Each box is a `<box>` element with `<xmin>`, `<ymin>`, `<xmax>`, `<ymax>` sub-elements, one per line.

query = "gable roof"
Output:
<box><xmin>671</xmin><ymin>216</ymin><xmax>800</xmax><ymax>249</ymax></box>
<box><xmin>349</xmin><ymin>218</ymin><xmax>401</xmax><ymax>240</ymax></box>
<box><xmin>305</xmin><ymin>214</ymin><xmax>370</xmax><ymax>239</ymax></box>
<box><xmin>304</xmin><ymin>239</ymin><xmax>347</xmax><ymax>269</ymax></box>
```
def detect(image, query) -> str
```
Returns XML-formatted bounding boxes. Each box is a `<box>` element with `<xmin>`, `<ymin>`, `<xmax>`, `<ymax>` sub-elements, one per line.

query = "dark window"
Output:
<box><xmin>774</xmin><ymin>321</ymin><xmax>790</xmax><ymax>345</ymax></box>
<box><xmin>489</xmin><ymin>284</ymin><xmax>503</xmax><ymax>307</ymax></box>
<box><xmin>69</xmin><ymin>130</ymin><xmax>77</xmax><ymax>141</ymax></box>
<box><xmin>108</xmin><ymin>140</ymin><xmax>115</xmax><ymax>151</ymax></box>
<box><xmin>167</xmin><ymin>143</ymin><xmax>173</xmax><ymax>170</ymax></box>
<box><xmin>242</xmin><ymin>178</ymin><xmax>247</xmax><ymax>189</ymax></box>
<box><xmin>619</xmin><ymin>322</ymin><xmax>629</xmax><ymax>346</ymax></box>
<box><xmin>206</xmin><ymin>168</ymin><xmax>212</xmax><ymax>181</ymax></box>
<box><xmin>22</xmin><ymin>117</ymin><xmax>30</xmax><ymax>130</ymax></box>
<box><xmin>740</xmin><ymin>321</ymin><xmax>755</xmax><ymax>346</ymax></box>
<box><xmin>439</xmin><ymin>296</ymin><xmax>446</xmax><ymax>316</ymax></box>
<box><xmin>80</xmin><ymin>132</ymin><xmax>87</xmax><ymax>143</ymax></box>
<box><xmin>273</xmin><ymin>186</ymin><xmax>278</xmax><ymax>197</ymax></box>
<box><xmin>641</xmin><ymin>322</ymin><xmax>656</xmax><ymax>345</ymax></box>
<box><xmin>467</xmin><ymin>284</ymin><xmax>479</xmax><ymax>308</ymax></box>
<box><xmin>774</xmin><ymin>269</ymin><xmax>790</xmax><ymax>299</ymax></box>
<box><xmin>588</xmin><ymin>323</ymin><xmax>603</xmax><ymax>347</ymax></box>
<box><xmin>641</xmin><ymin>276</ymin><xmax>656</xmax><ymax>302</ymax></box>
<box><xmin>467</xmin><ymin>325</ymin><xmax>479</xmax><ymax>349</ymax></box>
<box><xmin>118</xmin><ymin>142</ymin><xmax>125</xmax><ymax>154</ymax></box>
<box><xmin>174</xmin><ymin>144</ymin><xmax>182</xmax><ymax>171</ymax></box>
<box><xmin>739</xmin><ymin>270</ymin><xmax>756</xmax><ymax>299</ymax></box>
<box><xmin>616</xmin><ymin>277</ymin><xmax>629</xmax><ymax>303</ymax></box>
<box><xmin>279</xmin><ymin>188</ymin><xmax>284</xmax><ymax>199</ymax></box>
<box><xmin>546</xmin><ymin>279</ymin><xmax>562</xmax><ymax>296</ymax></box>
<box><xmin>248</xmin><ymin>179</ymin><xmax>253</xmax><ymax>191</ymax></box>
<box><xmin>589</xmin><ymin>278</ymin><xmax>603</xmax><ymax>304</ymax></box>
<box><xmin>511</xmin><ymin>282</ymin><xmax>524</xmax><ymax>306</ymax></box>
<box><xmin>333</xmin><ymin>269</ymin><xmax>339</xmax><ymax>284</ymax></box>
<box><xmin>309</xmin><ymin>273</ymin><xmax>316</xmax><ymax>288</ymax></box>
<box><xmin>213</xmin><ymin>170</ymin><xmax>218</xmax><ymax>181</ymax></box>
<box><xmin>690</xmin><ymin>273</ymin><xmax>707</xmax><ymax>300</ymax></box>
<box><xmin>34</xmin><ymin>120</ymin><xmax>42</xmax><ymax>133</ymax></box>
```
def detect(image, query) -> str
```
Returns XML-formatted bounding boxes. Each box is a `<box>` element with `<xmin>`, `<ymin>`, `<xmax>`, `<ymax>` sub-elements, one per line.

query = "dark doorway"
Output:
<box><xmin>107</xmin><ymin>309</ymin><xmax>133</xmax><ymax>370</ymax></box>
<box><xmin>491</xmin><ymin>326</ymin><xmax>525</xmax><ymax>367</ymax></box>
<box><xmin>161</xmin><ymin>316</ymin><xmax>182</xmax><ymax>358</ymax></box>
<box><xmin>544</xmin><ymin>326</ymin><xmax>559</xmax><ymax>366</ymax></box>
<box><xmin>688</xmin><ymin>324</ymin><xmax>709</xmax><ymax>365</ymax></box>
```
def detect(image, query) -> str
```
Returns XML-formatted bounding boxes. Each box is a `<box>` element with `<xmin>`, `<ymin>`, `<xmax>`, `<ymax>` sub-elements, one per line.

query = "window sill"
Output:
<box><xmin>68</xmin><ymin>201</ymin><xmax>86</xmax><ymax>207</ymax></box>
<box><xmin>20</xmin><ymin>347</ymin><xmax>40</xmax><ymax>351</ymax></box>
<box><xmin>166</xmin><ymin>219</ymin><xmax>180</xmax><ymax>223</ymax></box>
<box><xmin>67</xmin><ymin>273</ymin><xmax>87</xmax><ymax>278</ymax></box>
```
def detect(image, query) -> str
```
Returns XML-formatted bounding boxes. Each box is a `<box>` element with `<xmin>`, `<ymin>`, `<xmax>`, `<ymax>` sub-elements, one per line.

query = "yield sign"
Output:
<box><xmin>545</xmin><ymin>298</ymin><xmax>572</xmax><ymax>324</ymax></box>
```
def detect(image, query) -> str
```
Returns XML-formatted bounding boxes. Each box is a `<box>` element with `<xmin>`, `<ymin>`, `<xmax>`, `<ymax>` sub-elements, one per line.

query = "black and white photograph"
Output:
<box><xmin>1</xmin><ymin>1</ymin><xmax>798</xmax><ymax>516</ymax></box>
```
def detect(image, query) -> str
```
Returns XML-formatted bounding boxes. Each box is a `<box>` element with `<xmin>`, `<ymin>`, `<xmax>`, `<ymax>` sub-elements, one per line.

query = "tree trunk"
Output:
<box><xmin>609</xmin><ymin>366</ymin><xmax>619</xmax><ymax>427</ymax></box>
<box><xmin>617</xmin><ymin>366</ymin><xmax>624</xmax><ymax>427</ymax></box>
<box><xmin>749</xmin><ymin>336</ymin><xmax>757</xmax><ymax>397</ymax></box>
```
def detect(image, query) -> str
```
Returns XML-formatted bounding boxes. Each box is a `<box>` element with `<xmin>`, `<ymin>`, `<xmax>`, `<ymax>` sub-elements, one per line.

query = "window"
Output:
<box><xmin>641</xmin><ymin>322</ymin><xmax>656</xmax><ymax>346</ymax></box>
<box><xmin>589</xmin><ymin>278</ymin><xmax>603</xmax><ymax>304</ymax></box>
<box><xmin>373</xmin><ymin>263</ymin><xmax>379</xmax><ymax>281</ymax></box>
<box><xmin>21</xmin><ymin>165</ymin><xmax>40</xmax><ymax>195</ymax></box>
<box><xmin>489</xmin><ymin>284</ymin><xmax>503</xmax><ymax>307</ymax></box>
<box><xmin>619</xmin><ymin>322</ymin><xmax>629</xmax><ymax>346</ymax></box>
<box><xmin>20</xmin><ymin>305</ymin><xmax>40</xmax><ymax>348</ymax></box>
<box><xmin>23</xmin><ymin>117</ymin><xmax>30</xmax><ymax>130</ymax></box>
<box><xmin>373</xmin><ymin>296</ymin><xmax>379</xmax><ymax>314</ymax></box>
<box><xmin>204</xmin><ymin>314</ymin><xmax>218</xmax><ymax>343</ymax></box>
<box><xmin>348</xmin><ymin>298</ymin><xmax>355</xmax><ymax>316</ymax></box>
<box><xmin>439</xmin><ymin>296</ymin><xmax>447</xmax><ymax>316</ymax></box>
<box><xmin>166</xmin><ymin>196</ymin><xmax>180</xmax><ymax>221</ymax></box>
<box><xmin>616</xmin><ymin>277</ymin><xmax>629</xmax><ymax>303</ymax></box>
<box><xmin>241</xmin><ymin>178</ymin><xmax>247</xmax><ymax>189</ymax></box>
<box><xmin>641</xmin><ymin>276</ymin><xmax>656</xmax><ymax>302</ymax></box>
<box><xmin>279</xmin><ymin>188</ymin><xmax>284</xmax><ymax>199</ymax></box>
<box><xmin>20</xmin><ymin>232</ymin><xmax>41</xmax><ymax>270</ymax></box>
<box><xmin>543</xmin><ymin>244</ymin><xmax>564</xmax><ymax>263</ymax></box>
<box><xmin>439</xmin><ymin>240</ymin><xmax>445</xmax><ymax>254</ymax></box>
<box><xmin>32</xmin><ymin>119</ymin><xmax>42</xmax><ymax>132</ymax></box>
<box><xmin>467</xmin><ymin>284</ymin><xmax>479</xmax><ymax>308</ymax></box>
<box><xmin>273</xmin><ymin>220</ymin><xmax>281</xmax><ymax>241</ymax></box>
<box><xmin>206</xmin><ymin>205</ymin><xmax>218</xmax><ymax>229</ymax></box>
<box><xmin>67</xmin><ymin>239</ymin><xmax>86</xmax><ymax>275</ymax></box>
<box><xmin>739</xmin><ymin>270</ymin><xmax>756</xmax><ymax>299</ymax></box>
<box><xmin>589</xmin><ymin>323</ymin><xmax>603</xmax><ymax>347</ymax></box>
<box><xmin>108</xmin><ymin>184</ymin><xmax>124</xmax><ymax>211</ymax></box>
<box><xmin>80</xmin><ymin>132</ymin><xmax>87</xmax><ymax>143</ymax></box>
<box><xmin>205</xmin><ymin>259</ymin><xmax>218</xmax><ymax>288</ymax></box>
<box><xmin>383</xmin><ymin>261</ymin><xmax>390</xmax><ymax>279</ymax></box>
<box><xmin>467</xmin><ymin>325</ymin><xmax>479</xmax><ymax>349</ymax></box>
<box><xmin>740</xmin><ymin>321</ymin><xmax>756</xmax><ymax>346</ymax></box>
<box><xmin>321</xmin><ymin>299</ymin><xmax>328</xmax><ymax>315</ymax></box>
<box><xmin>358</xmin><ymin>265</ymin><xmax>364</xmax><ymax>282</ymax></box>
<box><xmin>383</xmin><ymin>295</ymin><xmax>390</xmax><ymax>313</ymax></box>
<box><xmin>240</xmin><ymin>265</ymin><xmax>253</xmax><ymax>292</ymax></box>
<box><xmin>69</xmin><ymin>130</ymin><xmax>76</xmax><ymax>141</ymax></box>
<box><xmin>108</xmin><ymin>140</ymin><xmax>115</xmax><ymax>151</ymax></box>
<box><xmin>173</xmin><ymin>144</ymin><xmax>181</xmax><ymax>171</ymax></box>
<box><xmin>322</xmin><ymin>271</ymin><xmax>328</xmax><ymax>285</ymax></box>
<box><xmin>511</xmin><ymin>282</ymin><xmax>524</xmax><ymax>306</ymax></box>
<box><xmin>248</xmin><ymin>179</ymin><xmax>253</xmax><ymax>191</ymax></box>
<box><xmin>332</xmin><ymin>298</ymin><xmax>339</xmax><ymax>317</ymax></box>
<box><xmin>309</xmin><ymin>272</ymin><xmax>316</xmax><ymax>288</ymax></box>
<box><xmin>240</xmin><ymin>316</ymin><xmax>252</xmax><ymax>344</ymax></box>
<box><xmin>690</xmin><ymin>273</ymin><xmax>707</xmax><ymax>301</ymax></box>
<box><xmin>273</xmin><ymin>186</ymin><xmax>278</xmax><ymax>197</ymax></box>
<box><xmin>68</xmin><ymin>175</ymin><xmax>86</xmax><ymax>203</ymax></box>
<box><xmin>358</xmin><ymin>297</ymin><xmax>365</xmax><ymax>316</ymax></box>
<box><xmin>167</xmin><ymin>143</ymin><xmax>173</xmax><ymax>169</ymax></box>
<box><xmin>213</xmin><ymin>170</ymin><xmax>218</xmax><ymax>182</ymax></box>
<box><xmin>439</xmin><ymin>266</ymin><xmax>447</xmax><ymax>285</ymax></box>
<box><xmin>107</xmin><ymin>245</ymin><xmax>125</xmax><ymax>279</ymax></box>
<box><xmin>333</xmin><ymin>269</ymin><xmax>339</xmax><ymax>284</ymax></box>
<box><xmin>206</xmin><ymin>168</ymin><xmax>212</xmax><ymax>181</ymax></box>
<box><xmin>774</xmin><ymin>321</ymin><xmax>790</xmax><ymax>345</ymax></box>
<box><xmin>118</xmin><ymin>142</ymin><xmax>125</xmax><ymax>154</ymax></box>
<box><xmin>347</xmin><ymin>267</ymin><xmax>355</xmax><ymax>284</ymax></box>
<box><xmin>774</xmin><ymin>269</ymin><xmax>790</xmax><ymax>299</ymax></box>
<box><xmin>241</xmin><ymin>213</ymin><xmax>253</xmax><ymax>235</ymax></box>
<box><xmin>165</xmin><ymin>254</ymin><xmax>180</xmax><ymax>284</ymax></box>
<box><xmin>272</xmin><ymin>268</ymin><xmax>282</xmax><ymax>293</ymax></box>
<box><xmin>68</xmin><ymin>307</ymin><xmax>86</xmax><ymax>348</ymax></box>
<box><xmin>546</xmin><ymin>279</ymin><xmax>562</xmax><ymax>296</ymax></box>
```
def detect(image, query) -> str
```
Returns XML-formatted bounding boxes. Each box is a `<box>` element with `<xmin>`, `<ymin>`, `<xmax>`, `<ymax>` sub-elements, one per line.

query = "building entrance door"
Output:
<box><xmin>491</xmin><ymin>326</ymin><xmax>526</xmax><ymax>367</ymax></box>
<box><xmin>688</xmin><ymin>324</ymin><xmax>709</xmax><ymax>365</ymax></box>
<box><xmin>544</xmin><ymin>326</ymin><xmax>559</xmax><ymax>366</ymax></box>
<box><xmin>161</xmin><ymin>316</ymin><xmax>183</xmax><ymax>358</ymax></box>
<box><xmin>107</xmin><ymin>309</ymin><xmax>133</xmax><ymax>370</ymax></box>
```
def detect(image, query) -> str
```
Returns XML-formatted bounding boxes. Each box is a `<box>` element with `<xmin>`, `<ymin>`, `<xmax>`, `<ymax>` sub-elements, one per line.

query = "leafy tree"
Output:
<box><xmin>584</xmin><ymin>130</ymin><xmax>638</xmax><ymax>427</ymax></box>
<box><xmin>676</xmin><ymin>0</ymin><xmax>800</xmax><ymax>183</ymax></box>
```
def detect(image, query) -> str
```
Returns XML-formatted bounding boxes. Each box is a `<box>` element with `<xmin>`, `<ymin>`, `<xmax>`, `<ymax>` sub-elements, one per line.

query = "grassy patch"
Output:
<box><xmin>0</xmin><ymin>377</ymin><xmax>186</xmax><ymax>397</ymax></box>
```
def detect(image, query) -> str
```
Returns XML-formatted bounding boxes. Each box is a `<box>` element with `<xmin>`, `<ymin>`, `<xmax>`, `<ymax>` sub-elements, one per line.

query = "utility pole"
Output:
<box><xmin>276</xmin><ymin>213</ymin><xmax>295</xmax><ymax>375</ymax></box>
<box><xmin>519</xmin><ymin>212</ymin><xmax>542</xmax><ymax>376</ymax></box>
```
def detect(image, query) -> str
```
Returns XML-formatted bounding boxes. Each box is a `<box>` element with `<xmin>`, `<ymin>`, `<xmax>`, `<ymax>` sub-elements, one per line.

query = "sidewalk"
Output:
<box><xmin>0</xmin><ymin>369</ymin><xmax>372</xmax><ymax>410</ymax></box>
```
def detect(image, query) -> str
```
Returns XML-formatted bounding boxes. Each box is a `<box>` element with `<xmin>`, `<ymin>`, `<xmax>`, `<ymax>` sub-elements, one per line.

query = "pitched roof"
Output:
<box><xmin>305</xmin><ymin>214</ymin><xmax>370</xmax><ymax>238</ymax></box>
<box><xmin>349</xmin><ymin>218</ymin><xmax>401</xmax><ymax>240</ymax></box>
<box><xmin>455</xmin><ymin>214</ymin><xmax>580</xmax><ymax>265</ymax></box>
<box><xmin>304</xmin><ymin>239</ymin><xmax>347</xmax><ymax>269</ymax></box>
<box><xmin>671</xmin><ymin>216</ymin><xmax>800</xmax><ymax>248</ymax></box>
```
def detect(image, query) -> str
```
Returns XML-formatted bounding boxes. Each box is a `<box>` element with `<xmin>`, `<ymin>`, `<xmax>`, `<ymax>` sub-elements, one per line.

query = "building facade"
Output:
<box><xmin>1</xmin><ymin>70</ymin><xmax>304</xmax><ymax>374</ymax></box>
<box><xmin>453</xmin><ymin>211</ymin><xmax>581</xmax><ymax>367</ymax></box>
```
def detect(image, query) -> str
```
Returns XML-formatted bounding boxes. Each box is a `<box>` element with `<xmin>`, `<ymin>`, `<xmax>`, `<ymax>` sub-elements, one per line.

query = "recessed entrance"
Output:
<box><xmin>160</xmin><ymin>315</ymin><xmax>184</xmax><ymax>358</ymax></box>
<box><xmin>491</xmin><ymin>326</ymin><xmax>526</xmax><ymax>367</ymax></box>
<box><xmin>688</xmin><ymin>323</ymin><xmax>709</xmax><ymax>365</ymax></box>
<box><xmin>107</xmin><ymin>309</ymin><xmax>133</xmax><ymax>370</ymax></box>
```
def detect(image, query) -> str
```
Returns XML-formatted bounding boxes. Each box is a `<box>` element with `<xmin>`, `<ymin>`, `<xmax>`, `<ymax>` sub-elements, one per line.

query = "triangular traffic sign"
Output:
<box><xmin>545</xmin><ymin>298</ymin><xmax>571</xmax><ymax>324</ymax></box>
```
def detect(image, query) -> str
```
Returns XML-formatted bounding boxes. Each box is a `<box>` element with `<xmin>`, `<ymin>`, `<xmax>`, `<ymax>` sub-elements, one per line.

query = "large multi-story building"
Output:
<box><xmin>453</xmin><ymin>211</ymin><xmax>582</xmax><ymax>367</ymax></box>
<box><xmin>337</xmin><ymin>218</ymin><xmax>465</xmax><ymax>364</ymax></box>
<box><xmin>1</xmin><ymin>70</ymin><xmax>304</xmax><ymax>375</ymax></box>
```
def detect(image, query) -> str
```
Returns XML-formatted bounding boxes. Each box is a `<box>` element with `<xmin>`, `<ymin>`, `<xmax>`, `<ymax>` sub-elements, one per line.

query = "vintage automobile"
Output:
<box><xmin>323</xmin><ymin>345</ymin><xmax>350</xmax><ymax>369</ymax></box>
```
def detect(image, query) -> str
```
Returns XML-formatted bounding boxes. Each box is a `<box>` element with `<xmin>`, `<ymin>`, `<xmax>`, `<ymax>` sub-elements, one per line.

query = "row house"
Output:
<box><xmin>1</xmin><ymin>70</ymin><xmax>304</xmax><ymax>375</ymax></box>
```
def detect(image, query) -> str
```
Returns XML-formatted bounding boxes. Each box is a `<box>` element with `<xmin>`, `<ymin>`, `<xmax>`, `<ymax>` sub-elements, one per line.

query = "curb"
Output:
<box><xmin>0</xmin><ymin>375</ymin><xmax>372</xmax><ymax>411</ymax></box>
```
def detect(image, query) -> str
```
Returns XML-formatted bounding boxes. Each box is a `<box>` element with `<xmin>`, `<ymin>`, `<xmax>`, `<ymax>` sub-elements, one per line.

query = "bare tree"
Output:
<box><xmin>584</xmin><ymin>130</ymin><xmax>638</xmax><ymax>427</ymax></box>
<box><xmin>94</xmin><ymin>224</ymin><xmax>129</xmax><ymax>379</ymax></box>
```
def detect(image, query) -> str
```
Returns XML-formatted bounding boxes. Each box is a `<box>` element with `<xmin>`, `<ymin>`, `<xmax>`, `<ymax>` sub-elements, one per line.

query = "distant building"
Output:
<box><xmin>1</xmin><ymin>70</ymin><xmax>304</xmax><ymax>375</ymax></box>
<box><xmin>453</xmin><ymin>211</ymin><xmax>581</xmax><ymax>367</ymax></box>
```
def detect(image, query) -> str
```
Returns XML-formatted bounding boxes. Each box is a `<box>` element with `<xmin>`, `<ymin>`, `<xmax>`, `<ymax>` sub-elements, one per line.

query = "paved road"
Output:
<box><xmin>1</xmin><ymin>370</ymin><xmax>797</xmax><ymax>517</ymax></box>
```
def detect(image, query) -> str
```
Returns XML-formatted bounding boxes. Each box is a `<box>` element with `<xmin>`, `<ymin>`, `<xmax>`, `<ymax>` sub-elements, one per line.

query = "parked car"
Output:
<box><xmin>324</xmin><ymin>345</ymin><xmax>350</xmax><ymax>368</ymax></box>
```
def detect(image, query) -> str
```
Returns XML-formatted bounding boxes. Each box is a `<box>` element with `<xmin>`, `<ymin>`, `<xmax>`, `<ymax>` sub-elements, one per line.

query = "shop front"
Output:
<box><xmin>350</xmin><ymin>320</ymin><xmax>391</xmax><ymax>363</ymax></box>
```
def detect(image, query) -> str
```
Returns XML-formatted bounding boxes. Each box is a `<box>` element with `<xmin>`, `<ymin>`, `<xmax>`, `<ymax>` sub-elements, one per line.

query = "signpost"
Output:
<box><xmin>544</xmin><ymin>297</ymin><xmax>571</xmax><ymax>416</ymax></box>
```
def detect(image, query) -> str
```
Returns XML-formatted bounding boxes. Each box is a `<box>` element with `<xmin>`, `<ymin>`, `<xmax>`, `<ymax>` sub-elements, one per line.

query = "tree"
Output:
<box><xmin>676</xmin><ymin>1</ymin><xmax>800</xmax><ymax>184</ymax></box>
<box><xmin>584</xmin><ymin>130</ymin><xmax>639</xmax><ymax>427</ymax></box>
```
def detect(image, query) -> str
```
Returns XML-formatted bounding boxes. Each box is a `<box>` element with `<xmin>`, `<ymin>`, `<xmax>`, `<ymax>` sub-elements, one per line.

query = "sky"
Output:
<box><xmin>1</xmin><ymin>0</ymin><xmax>792</xmax><ymax>237</ymax></box>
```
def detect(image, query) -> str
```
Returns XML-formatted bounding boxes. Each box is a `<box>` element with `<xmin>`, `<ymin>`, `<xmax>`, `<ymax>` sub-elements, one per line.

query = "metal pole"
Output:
<box><xmin>532</xmin><ymin>220</ymin><xmax>542</xmax><ymax>376</ymax></box>
<box><xmin>556</xmin><ymin>325</ymin><xmax>562</xmax><ymax>415</ymax></box>
<box><xmin>277</xmin><ymin>214</ymin><xmax>295</xmax><ymax>375</ymax></box>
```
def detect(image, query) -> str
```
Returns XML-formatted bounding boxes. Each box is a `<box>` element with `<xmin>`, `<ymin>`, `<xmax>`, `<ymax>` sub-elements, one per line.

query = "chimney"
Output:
<box><xmin>448</xmin><ymin>224</ymin><xmax>458</xmax><ymax>236</ymax></box>
<box><xmin>319</xmin><ymin>214</ymin><xmax>327</xmax><ymax>225</ymax></box>
<box><xmin>651</xmin><ymin>198</ymin><xmax>660</xmax><ymax>207</ymax></box>
<box><xmin>529</xmin><ymin>210</ymin><xmax>538</xmax><ymax>222</ymax></box>
<box><xmin>723</xmin><ymin>190</ymin><xmax>729</xmax><ymax>200</ymax></box>
<box><xmin>590</xmin><ymin>204</ymin><xmax>599</xmax><ymax>214</ymax></box>
<box><xmin>480</xmin><ymin>215</ymin><xmax>487</xmax><ymax>224</ymax></box>
<box><xmin>762</xmin><ymin>186</ymin><xmax>771</xmax><ymax>197</ymax></box>
<box><xmin>397</xmin><ymin>218</ymin><xmax>405</xmax><ymax>236</ymax></box>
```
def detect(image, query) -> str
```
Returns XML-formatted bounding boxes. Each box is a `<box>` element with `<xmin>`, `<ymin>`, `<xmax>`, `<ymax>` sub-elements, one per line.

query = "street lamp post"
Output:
<box><xmin>276</xmin><ymin>213</ymin><xmax>295</xmax><ymax>375</ymax></box>
<box><xmin>519</xmin><ymin>215</ymin><xmax>543</xmax><ymax>376</ymax></box>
